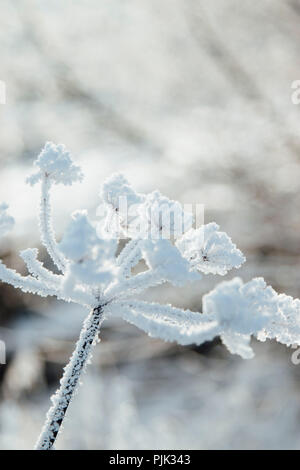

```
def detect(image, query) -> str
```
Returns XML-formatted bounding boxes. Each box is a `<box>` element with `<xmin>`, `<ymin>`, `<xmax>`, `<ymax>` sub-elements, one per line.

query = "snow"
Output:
<box><xmin>102</xmin><ymin>173</ymin><xmax>144</xmax><ymax>212</ymax></box>
<box><xmin>27</xmin><ymin>142</ymin><xmax>83</xmax><ymax>187</ymax></box>
<box><xmin>258</xmin><ymin>293</ymin><xmax>300</xmax><ymax>347</ymax></box>
<box><xmin>139</xmin><ymin>190</ymin><xmax>194</xmax><ymax>240</ymax></box>
<box><xmin>60</xmin><ymin>210</ymin><xmax>104</xmax><ymax>262</ymax></box>
<box><xmin>202</xmin><ymin>277</ymin><xmax>300</xmax><ymax>359</ymax></box>
<box><xmin>101</xmin><ymin>173</ymin><xmax>146</xmax><ymax>238</ymax></box>
<box><xmin>176</xmin><ymin>222</ymin><xmax>245</xmax><ymax>276</ymax></box>
<box><xmin>141</xmin><ymin>239</ymin><xmax>201</xmax><ymax>286</ymax></box>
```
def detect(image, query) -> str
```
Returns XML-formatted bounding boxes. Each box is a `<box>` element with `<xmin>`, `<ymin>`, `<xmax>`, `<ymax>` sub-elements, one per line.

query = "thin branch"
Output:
<box><xmin>0</xmin><ymin>261</ymin><xmax>60</xmax><ymax>298</ymax></box>
<box><xmin>35</xmin><ymin>305</ymin><xmax>104</xmax><ymax>450</ymax></box>
<box><xmin>117</xmin><ymin>239</ymin><xmax>142</xmax><ymax>278</ymax></box>
<box><xmin>39</xmin><ymin>176</ymin><xmax>67</xmax><ymax>273</ymax></box>
<box><xmin>113</xmin><ymin>299</ymin><xmax>209</xmax><ymax>327</ymax></box>
<box><xmin>104</xmin><ymin>269</ymin><xmax>164</xmax><ymax>301</ymax></box>
<box><xmin>0</xmin><ymin>260</ymin><xmax>94</xmax><ymax>307</ymax></box>
<box><xmin>107</xmin><ymin>302</ymin><xmax>219</xmax><ymax>346</ymax></box>
<box><xmin>20</xmin><ymin>248</ymin><xmax>62</xmax><ymax>287</ymax></box>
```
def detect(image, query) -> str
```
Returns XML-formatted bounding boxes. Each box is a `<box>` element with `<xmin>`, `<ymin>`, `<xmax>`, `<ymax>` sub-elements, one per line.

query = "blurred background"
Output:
<box><xmin>0</xmin><ymin>0</ymin><xmax>300</xmax><ymax>449</ymax></box>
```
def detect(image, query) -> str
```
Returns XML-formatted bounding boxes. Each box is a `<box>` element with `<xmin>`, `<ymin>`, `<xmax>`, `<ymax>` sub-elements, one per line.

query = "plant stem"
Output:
<box><xmin>40</xmin><ymin>176</ymin><xmax>67</xmax><ymax>273</ymax></box>
<box><xmin>35</xmin><ymin>305</ymin><xmax>104</xmax><ymax>450</ymax></box>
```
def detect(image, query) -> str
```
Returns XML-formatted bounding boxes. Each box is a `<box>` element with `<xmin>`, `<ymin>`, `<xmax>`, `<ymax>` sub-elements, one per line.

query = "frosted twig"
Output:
<box><xmin>20</xmin><ymin>248</ymin><xmax>62</xmax><ymax>287</ymax></box>
<box><xmin>107</xmin><ymin>302</ymin><xmax>219</xmax><ymax>345</ymax></box>
<box><xmin>104</xmin><ymin>269</ymin><xmax>165</xmax><ymax>301</ymax></box>
<box><xmin>111</xmin><ymin>299</ymin><xmax>206</xmax><ymax>326</ymax></box>
<box><xmin>35</xmin><ymin>305</ymin><xmax>104</xmax><ymax>450</ymax></box>
<box><xmin>117</xmin><ymin>239</ymin><xmax>142</xmax><ymax>278</ymax></box>
<box><xmin>0</xmin><ymin>262</ymin><xmax>60</xmax><ymax>298</ymax></box>
<box><xmin>39</xmin><ymin>176</ymin><xmax>67</xmax><ymax>273</ymax></box>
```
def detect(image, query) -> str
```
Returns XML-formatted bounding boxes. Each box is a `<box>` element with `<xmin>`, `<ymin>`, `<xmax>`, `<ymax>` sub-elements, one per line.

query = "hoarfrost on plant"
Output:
<box><xmin>1</xmin><ymin>141</ymin><xmax>300</xmax><ymax>450</ymax></box>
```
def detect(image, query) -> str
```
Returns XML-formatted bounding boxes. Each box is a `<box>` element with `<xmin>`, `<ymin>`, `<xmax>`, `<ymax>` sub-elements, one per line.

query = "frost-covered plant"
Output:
<box><xmin>1</xmin><ymin>142</ymin><xmax>300</xmax><ymax>450</ymax></box>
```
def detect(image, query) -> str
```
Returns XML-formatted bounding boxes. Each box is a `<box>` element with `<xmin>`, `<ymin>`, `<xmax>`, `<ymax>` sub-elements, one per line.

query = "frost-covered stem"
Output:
<box><xmin>105</xmin><ymin>269</ymin><xmax>164</xmax><ymax>301</ymax></box>
<box><xmin>40</xmin><ymin>176</ymin><xmax>67</xmax><ymax>273</ymax></box>
<box><xmin>0</xmin><ymin>262</ymin><xmax>60</xmax><ymax>298</ymax></box>
<box><xmin>117</xmin><ymin>239</ymin><xmax>141</xmax><ymax>278</ymax></box>
<box><xmin>35</xmin><ymin>305</ymin><xmax>104</xmax><ymax>450</ymax></box>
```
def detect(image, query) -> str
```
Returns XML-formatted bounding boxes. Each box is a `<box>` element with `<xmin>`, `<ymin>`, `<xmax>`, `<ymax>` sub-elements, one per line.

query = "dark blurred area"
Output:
<box><xmin>0</xmin><ymin>0</ymin><xmax>300</xmax><ymax>449</ymax></box>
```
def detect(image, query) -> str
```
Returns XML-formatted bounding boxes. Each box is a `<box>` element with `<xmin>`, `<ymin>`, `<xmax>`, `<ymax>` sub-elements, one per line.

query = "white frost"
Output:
<box><xmin>176</xmin><ymin>222</ymin><xmax>245</xmax><ymax>275</ymax></box>
<box><xmin>0</xmin><ymin>143</ymin><xmax>300</xmax><ymax>449</ymax></box>
<box><xmin>27</xmin><ymin>142</ymin><xmax>83</xmax><ymax>186</ymax></box>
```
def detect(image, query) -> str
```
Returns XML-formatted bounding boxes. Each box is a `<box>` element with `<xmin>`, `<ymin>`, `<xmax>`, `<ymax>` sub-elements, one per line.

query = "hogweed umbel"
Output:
<box><xmin>0</xmin><ymin>142</ymin><xmax>299</xmax><ymax>449</ymax></box>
